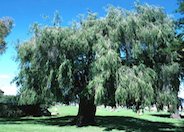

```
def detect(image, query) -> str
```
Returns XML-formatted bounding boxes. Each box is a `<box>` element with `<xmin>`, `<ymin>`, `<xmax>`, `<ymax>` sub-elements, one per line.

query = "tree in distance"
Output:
<box><xmin>0</xmin><ymin>17</ymin><xmax>13</xmax><ymax>54</ymax></box>
<box><xmin>176</xmin><ymin>0</ymin><xmax>184</xmax><ymax>79</ymax></box>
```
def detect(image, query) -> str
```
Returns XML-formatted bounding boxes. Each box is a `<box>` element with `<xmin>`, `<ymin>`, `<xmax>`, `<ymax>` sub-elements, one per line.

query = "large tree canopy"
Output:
<box><xmin>0</xmin><ymin>17</ymin><xmax>13</xmax><ymax>54</ymax></box>
<box><xmin>15</xmin><ymin>3</ymin><xmax>181</xmax><ymax>126</ymax></box>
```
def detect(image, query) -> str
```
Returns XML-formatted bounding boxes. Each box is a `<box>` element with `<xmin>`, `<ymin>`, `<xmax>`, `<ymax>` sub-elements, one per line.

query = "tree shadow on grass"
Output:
<box><xmin>96</xmin><ymin>116</ymin><xmax>184</xmax><ymax>132</ymax></box>
<box><xmin>151</xmin><ymin>114</ymin><xmax>184</xmax><ymax>118</ymax></box>
<box><xmin>0</xmin><ymin>116</ymin><xmax>74</xmax><ymax>126</ymax></box>
<box><xmin>0</xmin><ymin>116</ymin><xmax>184</xmax><ymax>131</ymax></box>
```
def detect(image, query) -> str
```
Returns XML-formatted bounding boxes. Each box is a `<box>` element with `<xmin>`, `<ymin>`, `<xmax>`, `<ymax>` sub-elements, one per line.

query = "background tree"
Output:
<box><xmin>0</xmin><ymin>17</ymin><xmax>13</xmax><ymax>54</ymax></box>
<box><xmin>15</xmin><ymin>3</ymin><xmax>180</xmax><ymax>126</ymax></box>
<box><xmin>177</xmin><ymin>0</ymin><xmax>184</xmax><ymax>79</ymax></box>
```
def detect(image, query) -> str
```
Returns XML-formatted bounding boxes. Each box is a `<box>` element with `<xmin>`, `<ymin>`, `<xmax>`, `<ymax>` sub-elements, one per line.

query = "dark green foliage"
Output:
<box><xmin>0</xmin><ymin>95</ymin><xmax>51</xmax><ymax>117</ymax></box>
<box><xmin>14</xmin><ymin>3</ymin><xmax>181</xmax><ymax>121</ymax></box>
<box><xmin>0</xmin><ymin>103</ymin><xmax>23</xmax><ymax>117</ymax></box>
<box><xmin>0</xmin><ymin>95</ymin><xmax>21</xmax><ymax>117</ymax></box>
<box><xmin>0</xmin><ymin>103</ymin><xmax>51</xmax><ymax>117</ymax></box>
<box><xmin>18</xmin><ymin>104</ymin><xmax>51</xmax><ymax>117</ymax></box>
<box><xmin>0</xmin><ymin>95</ymin><xmax>18</xmax><ymax>105</ymax></box>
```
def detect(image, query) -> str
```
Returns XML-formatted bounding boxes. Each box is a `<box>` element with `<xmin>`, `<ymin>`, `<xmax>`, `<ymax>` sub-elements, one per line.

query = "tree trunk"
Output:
<box><xmin>76</xmin><ymin>96</ymin><xmax>96</xmax><ymax>127</ymax></box>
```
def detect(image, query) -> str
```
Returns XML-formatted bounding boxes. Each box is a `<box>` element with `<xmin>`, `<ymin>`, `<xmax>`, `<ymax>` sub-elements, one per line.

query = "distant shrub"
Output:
<box><xmin>0</xmin><ymin>103</ymin><xmax>23</xmax><ymax>117</ymax></box>
<box><xmin>18</xmin><ymin>104</ymin><xmax>51</xmax><ymax>117</ymax></box>
<box><xmin>0</xmin><ymin>95</ymin><xmax>18</xmax><ymax>105</ymax></box>
<box><xmin>0</xmin><ymin>95</ymin><xmax>51</xmax><ymax>117</ymax></box>
<box><xmin>0</xmin><ymin>103</ymin><xmax>51</xmax><ymax>117</ymax></box>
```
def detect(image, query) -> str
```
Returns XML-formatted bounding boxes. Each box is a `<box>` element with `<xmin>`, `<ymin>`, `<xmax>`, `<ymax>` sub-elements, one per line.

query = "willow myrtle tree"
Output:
<box><xmin>15</xmin><ymin>4</ymin><xmax>180</xmax><ymax>126</ymax></box>
<box><xmin>0</xmin><ymin>17</ymin><xmax>13</xmax><ymax>54</ymax></box>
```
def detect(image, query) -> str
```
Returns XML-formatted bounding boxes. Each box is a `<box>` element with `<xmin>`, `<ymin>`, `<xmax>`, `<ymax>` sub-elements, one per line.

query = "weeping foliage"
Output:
<box><xmin>115</xmin><ymin>64</ymin><xmax>156</xmax><ymax>107</ymax></box>
<box><xmin>155</xmin><ymin>63</ymin><xmax>180</xmax><ymax>110</ymax></box>
<box><xmin>15</xmin><ymin>3</ymin><xmax>181</xmax><ymax>111</ymax></box>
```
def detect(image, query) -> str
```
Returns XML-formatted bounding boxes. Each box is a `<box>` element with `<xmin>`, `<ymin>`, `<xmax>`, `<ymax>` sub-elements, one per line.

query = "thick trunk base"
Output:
<box><xmin>75</xmin><ymin>97</ymin><xmax>96</xmax><ymax>127</ymax></box>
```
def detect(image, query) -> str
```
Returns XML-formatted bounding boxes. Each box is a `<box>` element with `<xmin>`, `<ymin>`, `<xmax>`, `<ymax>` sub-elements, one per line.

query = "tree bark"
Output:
<box><xmin>76</xmin><ymin>96</ymin><xmax>96</xmax><ymax>127</ymax></box>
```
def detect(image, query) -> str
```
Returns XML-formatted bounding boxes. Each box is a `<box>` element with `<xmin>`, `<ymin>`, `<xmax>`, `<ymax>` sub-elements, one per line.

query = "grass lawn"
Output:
<box><xmin>0</xmin><ymin>105</ymin><xmax>184</xmax><ymax>132</ymax></box>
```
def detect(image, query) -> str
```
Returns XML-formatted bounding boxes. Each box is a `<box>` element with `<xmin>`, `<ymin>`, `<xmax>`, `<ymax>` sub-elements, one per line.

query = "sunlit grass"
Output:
<box><xmin>0</xmin><ymin>105</ymin><xmax>183</xmax><ymax>132</ymax></box>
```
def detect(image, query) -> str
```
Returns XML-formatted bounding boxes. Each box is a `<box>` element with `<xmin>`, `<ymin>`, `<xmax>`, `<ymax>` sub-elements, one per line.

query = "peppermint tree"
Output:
<box><xmin>15</xmin><ymin>3</ymin><xmax>180</xmax><ymax>126</ymax></box>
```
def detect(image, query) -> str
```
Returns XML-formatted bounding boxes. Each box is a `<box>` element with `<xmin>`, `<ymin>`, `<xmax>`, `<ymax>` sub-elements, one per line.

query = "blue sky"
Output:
<box><xmin>0</xmin><ymin>0</ymin><xmax>180</xmax><ymax>95</ymax></box>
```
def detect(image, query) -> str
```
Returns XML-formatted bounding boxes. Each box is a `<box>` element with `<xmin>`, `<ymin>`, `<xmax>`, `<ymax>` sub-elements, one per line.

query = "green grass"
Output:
<box><xmin>0</xmin><ymin>105</ymin><xmax>184</xmax><ymax>132</ymax></box>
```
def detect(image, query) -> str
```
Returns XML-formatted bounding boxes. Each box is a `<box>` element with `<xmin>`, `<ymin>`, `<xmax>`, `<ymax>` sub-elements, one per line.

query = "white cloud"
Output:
<box><xmin>0</xmin><ymin>74</ymin><xmax>17</xmax><ymax>95</ymax></box>
<box><xmin>0</xmin><ymin>84</ymin><xmax>17</xmax><ymax>95</ymax></box>
<box><xmin>179</xmin><ymin>83</ymin><xmax>184</xmax><ymax>99</ymax></box>
<box><xmin>0</xmin><ymin>74</ymin><xmax>11</xmax><ymax>79</ymax></box>
<box><xmin>178</xmin><ymin>90</ymin><xmax>184</xmax><ymax>98</ymax></box>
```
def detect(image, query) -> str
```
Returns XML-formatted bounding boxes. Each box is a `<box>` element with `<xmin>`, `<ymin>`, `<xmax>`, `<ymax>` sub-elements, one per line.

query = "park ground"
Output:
<box><xmin>0</xmin><ymin>105</ymin><xmax>184</xmax><ymax>132</ymax></box>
